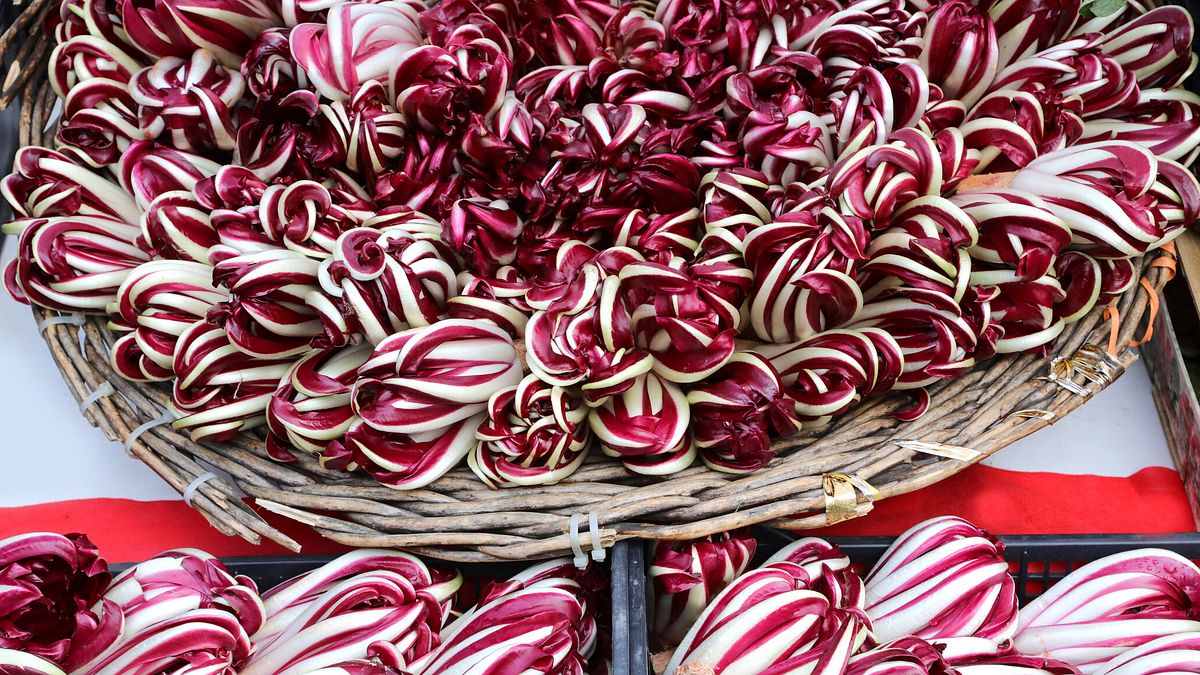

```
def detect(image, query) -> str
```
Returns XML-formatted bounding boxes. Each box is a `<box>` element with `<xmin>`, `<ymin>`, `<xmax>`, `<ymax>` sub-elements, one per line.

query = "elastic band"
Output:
<box><xmin>1130</xmin><ymin>278</ymin><xmax>1159</xmax><ymax>347</ymax></box>
<box><xmin>1152</xmin><ymin>245</ymin><xmax>1178</xmax><ymax>282</ymax></box>
<box><xmin>569</xmin><ymin>513</ymin><xmax>587</xmax><ymax>569</ymax></box>
<box><xmin>183</xmin><ymin>472</ymin><xmax>216</xmax><ymax>506</ymax></box>
<box><xmin>79</xmin><ymin>381</ymin><xmax>113</xmax><ymax>413</ymax></box>
<box><xmin>1102</xmin><ymin>306</ymin><xmax>1121</xmax><ymax>357</ymax></box>
<box><xmin>123</xmin><ymin>410</ymin><xmax>174</xmax><ymax>457</ymax></box>
<box><xmin>37</xmin><ymin>313</ymin><xmax>85</xmax><ymax>333</ymax></box>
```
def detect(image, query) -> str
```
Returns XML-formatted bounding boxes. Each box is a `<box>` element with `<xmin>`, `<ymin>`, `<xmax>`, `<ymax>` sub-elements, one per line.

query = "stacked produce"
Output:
<box><xmin>653</xmin><ymin>516</ymin><xmax>1200</xmax><ymax>674</ymax></box>
<box><xmin>5</xmin><ymin>0</ymin><xmax>1199</xmax><ymax>491</ymax></box>
<box><xmin>0</xmin><ymin>533</ymin><xmax>607</xmax><ymax>674</ymax></box>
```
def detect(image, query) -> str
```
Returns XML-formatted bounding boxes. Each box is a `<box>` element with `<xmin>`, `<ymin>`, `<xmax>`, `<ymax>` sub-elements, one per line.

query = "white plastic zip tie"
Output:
<box><xmin>79</xmin><ymin>381</ymin><xmax>113</xmax><ymax>413</ymax></box>
<box><xmin>569</xmin><ymin>512</ymin><xmax>607</xmax><ymax>568</ymax></box>
<box><xmin>588</xmin><ymin>512</ymin><xmax>605</xmax><ymax>562</ymax></box>
<box><xmin>43</xmin><ymin>98</ymin><xmax>63</xmax><ymax>134</ymax></box>
<box><xmin>124</xmin><ymin>409</ymin><xmax>174</xmax><ymax>457</ymax></box>
<box><xmin>37</xmin><ymin>313</ymin><xmax>85</xmax><ymax>333</ymax></box>
<box><xmin>183</xmin><ymin>472</ymin><xmax>217</xmax><ymax>506</ymax></box>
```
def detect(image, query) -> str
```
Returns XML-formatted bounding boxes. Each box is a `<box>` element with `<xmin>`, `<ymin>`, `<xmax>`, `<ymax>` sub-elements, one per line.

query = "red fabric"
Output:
<box><xmin>0</xmin><ymin>498</ymin><xmax>350</xmax><ymax>562</ymax></box>
<box><xmin>1</xmin><ymin>465</ymin><xmax>1194</xmax><ymax>561</ymax></box>
<box><xmin>811</xmin><ymin>464</ymin><xmax>1198</xmax><ymax>537</ymax></box>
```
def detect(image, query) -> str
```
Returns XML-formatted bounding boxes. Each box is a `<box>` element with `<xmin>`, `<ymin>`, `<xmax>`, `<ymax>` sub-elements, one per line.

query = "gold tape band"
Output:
<box><xmin>823</xmin><ymin>472</ymin><xmax>879</xmax><ymax>525</ymax></box>
<box><xmin>894</xmin><ymin>440</ymin><xmax>982</xmax><ymax>462</ymax></box>
<box><xmin>1008</xmin><ymin>409</ymin><xmax>1057</xmax><ymax>423</ymax></box>
<box><xmin>1045</xmin><ymin>342</ymin><xmax>1127</xmax><ymax>397</ymax></box>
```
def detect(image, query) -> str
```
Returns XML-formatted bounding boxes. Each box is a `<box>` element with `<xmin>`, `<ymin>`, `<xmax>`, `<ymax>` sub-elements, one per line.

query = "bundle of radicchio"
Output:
<box><xmin>408</xmin><ymin>559</ymin><xmax>603</xmax><ymax>675</ymax></box>
<box><xmin>1013</xmin><ymin>549</ymin><xmax>1200</xmax><ymax>671</ymax></box>
<box><xmin>4</xmin><ymin>0</ymin><xmax>1199</xmax><ymax>493</ymax></box>
<box><xmin>0</xmin><ymin>533</ymin><xmax>111</xmax><ymax>666</ymax></box>
<box><xmin>68</xmin><ymin>549</ymin><xmax>265</xmax><ymax>675</ymax></box>
<box><xmin>864</xmin><ymin>516</ymin><xmax>1019</xmax><ymax>645</ymax></box>
<box><xmin>663</xmin><ymin>536</ymin><xmax>872</xmax><ymax>675</ymax></box>
<box><xmin>244</xmin><ymin>550</ymin><xmax>460</xmax><ymax>675</ymax></box>
<box><xmin>648</xmin><ymin>530</ymin><xmax>757</xmax><ymax>646</ymax></box>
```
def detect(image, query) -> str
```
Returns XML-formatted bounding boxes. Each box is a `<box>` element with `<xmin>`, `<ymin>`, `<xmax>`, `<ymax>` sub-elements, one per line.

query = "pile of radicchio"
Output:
<box><xmin>0</xmin><ymin>533</ymin><xmax>607</xmax><ymax>674</ymax></box>
<box><xmin>6</xmin><ymin>0</ymin><xmax>1199</xmax><ymax>490</ymax></box>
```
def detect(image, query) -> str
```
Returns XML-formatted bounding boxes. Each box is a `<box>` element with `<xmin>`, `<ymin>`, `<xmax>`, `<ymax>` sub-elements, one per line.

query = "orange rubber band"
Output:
<box><xmin>1130</xmin><ymin>277</ymin><xmax>1159</xmax><ymax>347</ymax></box>
<box><xmin>1151</xmin><ymin>243</ymin><xmax>1178</xmax><ymax>282</ymax></box>
<box><xmin>1102</xmin><ymin>306</ymin><xmax>1121</xmax><ymax>357</ymax></box>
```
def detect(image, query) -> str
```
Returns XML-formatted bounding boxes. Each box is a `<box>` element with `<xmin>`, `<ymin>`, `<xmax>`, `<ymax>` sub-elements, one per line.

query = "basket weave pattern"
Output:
<box><xmin>0</xmin><ymin>0</ymin><xmax>1176</xmax><ymax>562</ymax></box>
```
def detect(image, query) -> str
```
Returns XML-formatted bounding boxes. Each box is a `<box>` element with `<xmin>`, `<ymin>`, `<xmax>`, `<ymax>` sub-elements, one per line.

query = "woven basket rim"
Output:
<box><xmin>0</xmin><ymin>2</ymin><xmax>1177</xmax><ymax>562</ymax></box>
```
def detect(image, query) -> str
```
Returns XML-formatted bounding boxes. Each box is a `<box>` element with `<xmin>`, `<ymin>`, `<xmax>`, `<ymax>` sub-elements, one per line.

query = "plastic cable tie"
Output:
<box><xmin>124</xmin><ymin>409</ymin><xmax>174</xmax><ymax>457</ymax></box>
<box><xmin>37</xmin><ymin>313</ymin><xmax>85</xmax><ymax>333</ymax></box>
<box><xmin>79</xmin><ymin>323</ymin><xmax>91</xmax><ymax>361</ymax></box>
<box><xmin>79</xmin><ymin>381</ymin><xmax>113</xmax><ymax>413</ymax></box>
<box><xmin>569</xmin><ymin>513</ymin><xmax>588</xmax><ymax>569</ymax></box>
<box><xmin>183</xmin><ymin>472</ymin><xmax>217</xmax><ymax>507</ymax></box>
<box><xmin>43</xmin><ymin>99</ymin><xmax>63</xmax><ymax>134</ymax></box>
<box><xmin>588</xmin><ymin>512</ymin><xmax>606</xmax><ymax>562</ymax></box>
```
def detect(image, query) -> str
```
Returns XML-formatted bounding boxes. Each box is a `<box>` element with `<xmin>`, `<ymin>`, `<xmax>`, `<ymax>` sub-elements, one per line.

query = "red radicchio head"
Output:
<box><xmin>170</xmin><ymin>321</ymin><xmax>296</xmax><ymax>442</ymax></box>
<box><xmin>0</xmin><ymin>533</ymin><xmax>111</xmax><ymax>666</ymax></box>
<box><xmin>118</xmin><ymin>140</ymin><xmax>220</xmax><ymax>211</ymax></box>
<box><xmin>317</xmin><ymin>81</ymin><xmax>407</xmax><ymax>179</ymax></box>
<box><xmin>57</xmin><ymin>78</ymin><xmax>147</xmax><ymax>168</ymax></box>
<box><xmin>742</xmin><ymin>190</ymin><xmax>870</xmax><ymax>343</ymax></box>
<box><xmin>49</xmin><ymin>36</ymin><xmax>147</xmax><ymax>100</ymax></box>
<box><xmin>208</xmin><ymin>249</ymin><xmax>324</xmax><ymax>359</ymax></box>
<box><xmin>588</xmin><ymin>370</ymin><xmax>695</xmax><ymax>476</ymax></box>
<box><xmin>470</xmin><ymin>373</ymin><xmax>592</xmax><ymax>488</ymax></box>
<box><xmin>235</xmin><ymin>91</ymin><xmax>333</xmax><ymax>181</ymax></box>
<box><xmin>444</xmin><ymin>197</ymin><xmax>526</xmax><ymax>276</ymax></box>
<box><xmin>310</xmin><ymin>227</ymin><xmax>458</xmax><ymax>347</ymax></box>
<box><xmin>290</xmin><ymin>1</ymin><xmax>425</xmax><ymax>102</ymax></box>
<box><xmin>647</xmin><ymin>530</ymin><xmax>757</xmax><ymax>646</ymax></box>
<box><xmin>241</xmin><ymin>28</ymin><xmax>310</xmax><ymax>101</ymax></box>
<box><xmin>918</xmin><ymin>0</ymin><xmax>999</xmax><ymax>110</ymax></box>
<box><xmin>687</xmin><ymin>351</ymin><xmax>804</xmax><ymax>474</ymax></box>
<box><xmin>390</xmin><ymin>25</ymin><xmax>512</xmax><ymax>135</ymax></box>
<box><xmin>3</xmin><ymin>215</ymin><xmax>151</xmax><ymax>312</ymax></box>
<box><xmin>267</xmin><ymin>342</ymin><xmax>371</xmax><ymax>460</ymax></box>
<box><xmin>524</xmin><ymin>243</ymin><xmax>653</xmax><ymax>404</ymax></box>
<box><xmin>2</xmin><ymin>147</ymin><xmax>140</xmax><ymax>224</ymax></box>
<box><xmin>119</xmin><ymin>0</ymin><xmax>283</xmax><ymax>70</ymax></box>
<box><xmin>620</xmin><ymin>256</ymin><xmax>742</xmax><ymax>383</ymax></box>
<box><xmin>130</xmin><ymin>50</ymin><xmax>246</xmax><ymax>154</ymax></box>
<box><xmin>109</xmin><ymin>260</ymin><xmax>227</xmax><ymax>382</ymax></box>
<box><xmin>762</xmin><ymin>326</ymin><xmax>906</xmax><ymax>427</ymax></box>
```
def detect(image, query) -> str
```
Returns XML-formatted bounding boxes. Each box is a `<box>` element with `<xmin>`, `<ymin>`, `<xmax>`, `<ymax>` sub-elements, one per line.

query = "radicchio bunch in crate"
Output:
<box><xmin>648</xmin><ymin>530</ymin><xmax>758</xmax><ymax>646</ymax></box>
<box><xmin>652</xmin><ymin>518</ymin><xmax>1200</xmax><ymax>675</ymax></box>
<box><xmin>3</xmin><ymin>0</ymin><xmax>1199</xmax><ymax>505</ymax></box>
<box><xmin>0</xmin><ymin>533</ymin><xmax>111</xmax><ymax>666</ymax></box>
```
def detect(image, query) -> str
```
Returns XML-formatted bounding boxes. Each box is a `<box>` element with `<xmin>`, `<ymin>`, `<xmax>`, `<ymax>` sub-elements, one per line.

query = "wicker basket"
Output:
<box><xmin>0</xmin><ymin>0</ymin><xmax>1179</xmax><ymax>562</ymax></box>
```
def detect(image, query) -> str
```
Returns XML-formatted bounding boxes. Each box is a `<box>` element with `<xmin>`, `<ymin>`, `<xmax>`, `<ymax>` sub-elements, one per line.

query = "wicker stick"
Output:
<box><xmin>1</xmin><ymin>16</ymin><xmax>1179</xmax><ymax>561</ymax></box>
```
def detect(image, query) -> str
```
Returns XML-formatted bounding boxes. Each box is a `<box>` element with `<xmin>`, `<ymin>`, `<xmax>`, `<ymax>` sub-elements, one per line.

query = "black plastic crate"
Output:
<box><xmin>755</xmin><ymin>530</ymin><xmax>1200</xmax><ymax>603</ymax></box>
<box><xmin>632</xmin><ymin>531</ymin><xmax>1200</xmax><ymax>674</ymax></box>
<box><xmin>112</xmin><ymin>539</ymin><xmax>642</xmax><ymax>673</ymax></box>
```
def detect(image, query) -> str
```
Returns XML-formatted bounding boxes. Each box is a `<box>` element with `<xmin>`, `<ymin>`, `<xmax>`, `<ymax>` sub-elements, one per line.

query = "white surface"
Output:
<box><xmin>0</xmin><ymin>241</ymin><xmax>1177</xmax><ymax>507</ymax></box>
<box><xmin>0</xmin><ymin>245</ymin><xmax>177</xmax><ymax>507</ymax></box>
<box><xmin>982</xmin><ymin>354</ymin><xmax>1176</xmax><ymax>476</ymax></box>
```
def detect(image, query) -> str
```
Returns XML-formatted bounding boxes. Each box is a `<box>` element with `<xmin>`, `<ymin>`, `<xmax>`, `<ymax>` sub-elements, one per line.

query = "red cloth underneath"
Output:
<box><xmin>0</xmin><ymin>464</ymin><xmax>1193</xmax><ymax>562</ymax></box>
<box><xmin>812</xmin><ymin>464</ymin><xmax>1197</xmax><ymax>537</ymax></box>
